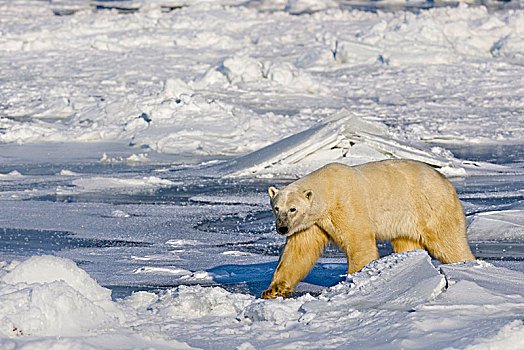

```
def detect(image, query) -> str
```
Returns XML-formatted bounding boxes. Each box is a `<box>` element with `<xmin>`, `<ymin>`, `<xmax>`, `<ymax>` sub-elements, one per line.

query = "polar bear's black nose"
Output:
<box><xmin>278</xmin><ymin>226</ymin><xmax>288</xmax><ymax>234</ymax></box>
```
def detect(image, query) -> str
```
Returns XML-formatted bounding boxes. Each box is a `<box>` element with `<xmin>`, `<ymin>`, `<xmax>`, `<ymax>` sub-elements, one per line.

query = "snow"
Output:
<box><xmin>1</xmin><ymin>0</ymin><xmax>523</xmax><ymax>160</ymax></box>
<box><xmin>0</xmin><ymin>0</ymin><xmax>524</xmax><ymax>348</ymax></box>
<box><xmin>56</xmin><ymin>175</ymin><xmax>178</xmax><ymax>195</ymax></box>
<box><xmin>469</xmin><ymin>208</ymin><xmax>524</xmax><ymax>241</ymax></box>
<box><xmin>1</xmin><ymin>252</ymin><xmax>523</xmax><ymax>348</ymax></box>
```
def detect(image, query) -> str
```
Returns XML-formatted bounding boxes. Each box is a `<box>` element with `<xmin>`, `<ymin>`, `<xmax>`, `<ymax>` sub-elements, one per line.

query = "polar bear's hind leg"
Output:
<box><xmin>391</xmin><ymin>237</ymin><xmax>426</xmax><ymax>253</ymax></box>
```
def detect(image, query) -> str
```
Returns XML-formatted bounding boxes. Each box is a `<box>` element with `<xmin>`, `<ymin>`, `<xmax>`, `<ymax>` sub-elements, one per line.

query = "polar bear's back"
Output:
<box><xmin>304</xmin><ymin>159</ymin><xmax>450</xmax><ymax>191</ymax></box>
<box><xmin>305</xmin><ymin>160</ymin><xmax>464</xmax><ymax>241</ymax></box>
<box><xmin>358</xmin><ymin>159</ymin><xmax>464</xmax><ymax>241</ymax></box>
<box><xmin>355</xmin><ymin>159</ymin><xmax>454</xmax><ymax>199</ymax></box>
<box><xmin>309</xmin><ymin>159</ymin><xmax>452</xmax><ymax>194</ymax></box>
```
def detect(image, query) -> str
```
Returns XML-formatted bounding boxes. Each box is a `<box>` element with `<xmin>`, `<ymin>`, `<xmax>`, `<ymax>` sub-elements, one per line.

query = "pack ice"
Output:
<box><xmin>0</xmin><ymin>0</ymin><xmax>523</xmax><ymax>348</ymax></box>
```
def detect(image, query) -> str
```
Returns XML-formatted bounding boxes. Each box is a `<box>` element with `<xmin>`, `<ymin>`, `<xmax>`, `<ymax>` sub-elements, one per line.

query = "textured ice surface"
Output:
<box><xmin>1</xmin><ymin>0</ymin><xmax>524</xmax><ymax>348</ymax></box>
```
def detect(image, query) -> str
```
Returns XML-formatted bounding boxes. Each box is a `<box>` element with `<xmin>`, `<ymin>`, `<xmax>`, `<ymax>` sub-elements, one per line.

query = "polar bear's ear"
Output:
<box><xmin>268</xmin><ymin>187</ymin><xmax>279</xmax><ymax>199</ymax></box>
<box><xmin>305</xmin><ymin>190</ymin><xmax>313</xmax><ymax>201</ymax></box>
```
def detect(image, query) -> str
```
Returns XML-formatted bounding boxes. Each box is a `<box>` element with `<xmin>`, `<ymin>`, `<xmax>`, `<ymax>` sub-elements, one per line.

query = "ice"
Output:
<box><xmin>439</xmin><ymin>260</ymin><xmax>524</xmax><ymax>298</ymax></box>
<box><xmin>1</xmin><ymin>1</ymin><xmax>523</xmax><ymax>156</ymax></box>
<box><xmin>468</xmin><ymin>206</ymin><xmax>524</xmax><ymax>241</ymax></box>
<box><xmin>0</xmin><ymin>256</ymin><xmax>121</xmax><ymax>337</ymax></box>
<box><xmin>189</xmin><ymin>193</ymin><xmax>268</xmax><ymax>205</ymax></box>
<box><xmin>1</xmin><ymin>252</ymin><xmax>523</xmax><ymax>348</ymax></box>
<box><xmin>56</xmin><ymin>175</ymin><xmax>177</xmax><ymax>195</ymax></box>
<box><xmin>323</xmin><ymin>250</ymin><xmax>446</xmax><ymax>311</ymax></box>
<box><xmin>468</xmin><ymin>321</ymin><xmax>524</xmax><ymax>350</ymax></box>
<box><xmin>0</xmin><ymin>171</ymin><xmax>23</xmax><ymax>179</ymax></box>
<box><xmin>100</xmin><ymin>152</ymin><xmax>151</xmax><ymax>164</ymax></box>
<box><xmin>0</xmin><ymin>0</ymin><xmax>523</xmax><ymax>348</ymax></box>
<box><xmin>219</xmin><ymin>111</ymin><xmax>466</xmax><ymax>177</ymax></box>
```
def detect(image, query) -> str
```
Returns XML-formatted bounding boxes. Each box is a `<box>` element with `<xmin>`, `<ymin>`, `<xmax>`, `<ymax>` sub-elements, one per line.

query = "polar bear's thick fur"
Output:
<box><xmin>262</xmin><ymin>160</ymin><xmax>475</xmax><ymax>299</ymax></box>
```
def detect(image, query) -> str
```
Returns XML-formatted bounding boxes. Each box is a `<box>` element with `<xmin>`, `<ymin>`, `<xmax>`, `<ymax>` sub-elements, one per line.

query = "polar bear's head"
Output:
<box><xmin>268</xmin><ymin>186</ymin><xmax>314</xmax><ymax>237</ymax></box>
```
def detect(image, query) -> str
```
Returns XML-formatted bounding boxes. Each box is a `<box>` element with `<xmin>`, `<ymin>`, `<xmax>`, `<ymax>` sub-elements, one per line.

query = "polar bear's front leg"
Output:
<box><xmin>262</xmin><ymin>224</ymin><xmax>329</xmax><ymax>299</ymax></box>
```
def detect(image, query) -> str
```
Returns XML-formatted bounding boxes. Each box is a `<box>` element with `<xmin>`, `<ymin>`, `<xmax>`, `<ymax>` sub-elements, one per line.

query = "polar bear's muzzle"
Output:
<box><xmin>275</xmin><ymin>216</ymin><xmax>290</xmax><ymax>235</ymax></box>
<box><xmin>277</xmin><ymin>226</ymin><xmax>289</xmax><ymax>235</ymax></box>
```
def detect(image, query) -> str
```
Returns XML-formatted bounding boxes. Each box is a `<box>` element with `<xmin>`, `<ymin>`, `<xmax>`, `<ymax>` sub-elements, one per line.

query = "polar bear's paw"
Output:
<box><xmin>261</xmin><ymin>283</ymin><xmax>294</xmax><ymax>299</ymax></box>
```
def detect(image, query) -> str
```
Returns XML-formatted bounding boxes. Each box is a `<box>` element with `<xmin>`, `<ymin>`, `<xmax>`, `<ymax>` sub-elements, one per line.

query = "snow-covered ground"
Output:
<box><xmin>1</xmin><ymin>0</ymin><xmax>524</xmax><ymax>348</ymax></box>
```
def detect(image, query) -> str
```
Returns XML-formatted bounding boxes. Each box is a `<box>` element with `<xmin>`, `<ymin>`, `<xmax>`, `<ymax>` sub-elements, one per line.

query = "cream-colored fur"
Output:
<box><xmin>262</xmin><ymin>160</ymin><xmax>475</xmax><ymax>299</ymax></box>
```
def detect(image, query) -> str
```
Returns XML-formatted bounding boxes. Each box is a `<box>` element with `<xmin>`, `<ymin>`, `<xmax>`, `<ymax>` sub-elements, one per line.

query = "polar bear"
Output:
<box><xmin>262</xmin><ymin>160</ymin><xmax>475</xmax><ymax>299</ymax></box>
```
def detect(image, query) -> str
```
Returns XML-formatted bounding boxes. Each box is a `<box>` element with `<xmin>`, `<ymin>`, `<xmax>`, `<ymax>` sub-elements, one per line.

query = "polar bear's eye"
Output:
<box><xmin>290</xmin><ymin>208</ymin><xmax>297</xmax><ymax>213</ymax></box>
<box><xmin>274</xmin><ymin>207</ymin><xmax>279</xmax><ymax>212</ymax></box>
